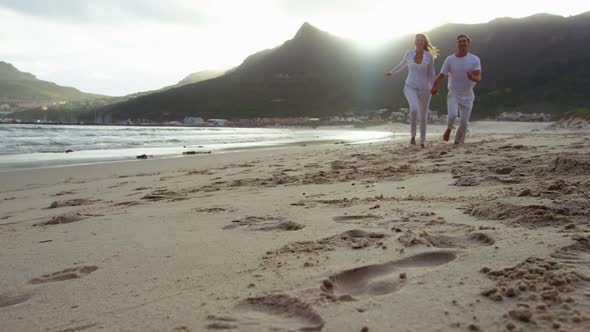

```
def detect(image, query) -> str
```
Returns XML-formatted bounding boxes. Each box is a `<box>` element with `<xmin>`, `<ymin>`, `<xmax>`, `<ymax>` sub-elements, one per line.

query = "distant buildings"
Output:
<box><xmin>208</xmin><ymin>119</ymin><xmax>228</xmax><ymax>126</ymax></box>
<box><xmin>183</xmin><ymin>117</ymin><xmax>205</xmax><ymax>125</ymax></box>
<box><xmin>181</xmin><ymin>117</ymin><xmax>231</xmax><ymax>126</ymax></box>
<box><xmin>165</xmin><ymin>121</ymin><xmax>183</xmax><ymax>126</ymax></box>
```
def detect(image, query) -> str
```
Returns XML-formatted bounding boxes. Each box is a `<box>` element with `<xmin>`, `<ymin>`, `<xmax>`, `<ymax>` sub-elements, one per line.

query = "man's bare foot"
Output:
<box><xmin>410</xmin><ymin>137</ymin><xmax>416</xmax><ymax>145</ymax></box>
<box><xmin>443</xmin><ymin>128</ymin><xmax>452</xmax><ymax>142</ymax></box>
<box><xmin>420</xmin><ymin>143</ymin><xmax>425</xmax><ymax>148</ymax></box>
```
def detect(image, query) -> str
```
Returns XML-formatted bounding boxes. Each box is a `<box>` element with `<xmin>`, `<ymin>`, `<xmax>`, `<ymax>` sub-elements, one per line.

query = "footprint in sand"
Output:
<box><xmin>255</xmin><ymin>221</ymin><xmax>304</xmax><ymax>232</ymax></box>
<box><xmin>322</xmin><ymin>251</ymin><xmax>456</xmax><ymax>297</ymax></box>
<box><xmin>48</xmin><ymin>199</ymin><xmax>99</xmax><ymax>209</ymax></box>
<box><xmin>141</xmin><ymin>189</ymin><xmax>188</xmax><ymax>202</ymax></box>
<box><xmin>332</xmin><ymin>215</ymin><xmax>382</xmax><ymax>224</ymax></box>
<box><xmin>108</xmin><ymin>181</ymin><xmax>131</xmax><ymax>188</ymax></box>
<box><xmin>205</xmin><ymin>315</ymin><xmax>239</xmax><ymax>330</ymax></box>
<box><xmin>28</xmin><ymin>266</ymin><xmax>98</xmax><ymax>285</ymax></box>
<box><xmin>37</xmin><ymin>213</ymin><xmax>88</xmax><ymax>226</ymax></box>
<box><xmin>431</xmin><ymin>232</ymin><xmax>495</xmax><ymax>248</ymax></box>
<box><xmin>193</xmin><ymin>207</ymin><xmax>228</xmax><ymax>213</ymax></box>
<box><xmin>114</xmin><ymin>201</ymin><xmax>143</xmax><ymax>207</ymax></box>
<box><xmin>0</xmin><ymin>292</ymin><xmax>32</xmax><ymax>308</ymax></box>
<box><xmin>223</xmin><ymin>216</ymin><xmax>304</xmax><ymax>232</ymax></box>
<box><xmin>398</xmin><ymin>231</ymin><xmax>495</xmax><ymax>249</ymax></box>
<box><xmin>266</xmin><ymin>229</ymin><xmax>387</xmax><ymax>257</ymax></box>
<box><xmin>52</xmin><ymin>190</ymin><xmax>78</xmax><ymax>197</ymax></box>
<box><xmin>206</xmin><ymin>294</ymin><xmax>324</xmax><ymax>331</ymax></box>
<box><xmin>550</xmin><ymin>235</ymin><xmax>590</xmax><ymax>280</ymax></box>
<box><xmin>469</xmin><ymin>199</ymin><xmax>572</xmax><ymax>226</ymax></box>
<box><xmin>54</xmin><ymin>323</ymin><xmax>99</xmax><ymax>332</ymax></box>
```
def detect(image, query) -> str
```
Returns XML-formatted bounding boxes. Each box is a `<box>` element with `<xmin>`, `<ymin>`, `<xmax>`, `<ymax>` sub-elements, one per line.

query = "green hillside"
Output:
<box><xmin>0</xmin><ymin>61</ymin><xmax>104</xmax><ymax>103</ymax></box>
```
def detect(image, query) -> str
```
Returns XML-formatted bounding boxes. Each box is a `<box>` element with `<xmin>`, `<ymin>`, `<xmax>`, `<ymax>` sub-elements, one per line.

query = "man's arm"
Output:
<box><xmin>467</xmin><ymin>70</ymin><xmax>481</xmax><ymax>83</ymax></box>
<box><xmin>432</xmin><ymin>56</ymin><xmax>450</xmax><ymax>95</ymax></box>
<box><xmin>431</xmin><ymin>73</ymin><xmax>445</xmax><ymax>95</ymax></box>
<box><xmin>467</xmin><ymin>57</ymin><xmax>482</xmax><ymax>83</ymax></box>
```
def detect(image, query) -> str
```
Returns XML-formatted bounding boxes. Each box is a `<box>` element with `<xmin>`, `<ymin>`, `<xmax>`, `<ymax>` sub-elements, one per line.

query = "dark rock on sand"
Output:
<box><xmin>183</xmin><ymin>151</ymin><xmax>212</xmax><ymax>155</ymax></box>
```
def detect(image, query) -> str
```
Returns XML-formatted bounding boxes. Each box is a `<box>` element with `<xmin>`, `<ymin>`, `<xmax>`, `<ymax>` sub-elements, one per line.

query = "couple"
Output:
<box><xmin>386</xmin><ymin>34</ymin><xmax>482</xmax><ymax>147</ymax></box>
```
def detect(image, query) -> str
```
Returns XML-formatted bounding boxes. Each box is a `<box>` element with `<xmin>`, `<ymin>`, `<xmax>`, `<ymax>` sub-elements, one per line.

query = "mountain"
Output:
<box><xmin>176</xmin><ymin>70</ymin><xmax>228</xmax><ymax>86</ymax></box>
<box><xmin>98</xmin><ymin>12</ymin><xmax>590</xmax><ymax>121</ymax></box>
<box><xmin>3</xmin><ymin>66</ymin><xmax>231</xmax><ymax>122</ymax></box>
<box><xmin>126</xmin><ymin>69</ymin><xmax>229</xmax><ymax>99</ymax></box>
<box><xmin>0</xmin><ymin>61</ymin><xmax>104</xmax><ymax>105</ymax></box>
<box><xmin>101</xmin><ymin>23</ymin><xmax>363</xmax><ymax>121</ymax></box>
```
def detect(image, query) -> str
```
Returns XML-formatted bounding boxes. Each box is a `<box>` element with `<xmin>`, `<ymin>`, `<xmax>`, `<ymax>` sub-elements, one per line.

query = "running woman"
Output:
<box><xmin>386</xmin><ymin>33</ymin><xmax>438</xmax><ymax>148</ymax></box>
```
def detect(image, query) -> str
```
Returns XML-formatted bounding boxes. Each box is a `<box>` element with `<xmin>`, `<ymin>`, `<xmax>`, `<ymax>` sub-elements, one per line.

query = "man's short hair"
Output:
<box><xmin>457</xmin><ymin>34</ymin><xmax>471</xmax><ymax>42</ymax></box>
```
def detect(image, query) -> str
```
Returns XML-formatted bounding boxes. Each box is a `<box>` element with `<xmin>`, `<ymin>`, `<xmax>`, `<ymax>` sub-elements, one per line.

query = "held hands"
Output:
<box><xmin>384</xmin><ymin>71</ymin><xmax>393</xmax><ymax>77</ymax></box>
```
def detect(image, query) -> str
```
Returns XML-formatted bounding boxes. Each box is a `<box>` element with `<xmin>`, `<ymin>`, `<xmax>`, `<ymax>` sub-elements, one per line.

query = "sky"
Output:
<box><xmin>1</xmin><ymin>0</ymin><xmax>589</xmax><ymax>96</ymax></box>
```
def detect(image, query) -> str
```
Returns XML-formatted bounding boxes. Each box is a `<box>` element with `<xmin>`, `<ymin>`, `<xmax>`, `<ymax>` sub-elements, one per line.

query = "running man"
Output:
<box><xmin>431</xmin><ymin>34</ymin><xmax>481</xmax><ymax>144</ymax></box>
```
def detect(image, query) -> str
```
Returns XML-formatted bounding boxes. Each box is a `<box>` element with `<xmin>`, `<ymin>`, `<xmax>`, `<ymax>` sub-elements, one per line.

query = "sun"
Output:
<box><xmin>322</xmin><ymin>14</ymin><xmax>444</xmax><ymax>49</ymax></box>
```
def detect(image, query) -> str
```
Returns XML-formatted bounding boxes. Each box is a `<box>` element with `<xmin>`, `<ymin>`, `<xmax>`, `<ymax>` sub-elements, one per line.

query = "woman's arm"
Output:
<box><xmin>428</xmin><ymin>53</ymin><xmax>436</xmax><ymax>84</ymax></box>
<box><xmin>386</xmin><ymin>51</ymin><xmax>409</xmax><ymax>75</ymax></box>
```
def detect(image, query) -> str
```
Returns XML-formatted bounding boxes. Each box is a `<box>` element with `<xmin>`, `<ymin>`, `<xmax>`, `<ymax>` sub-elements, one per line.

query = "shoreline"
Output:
<box><xmin>0</xmin><ymin>134</ymin><xmax>403</xmax><ymax>173</ymax></box>
<box><xmin>0</xmin><ymin>124</ymin><xmax>406</xmax><ymax>171</ymax></box>
<box><xmin>0</xmin><ymin>121</ymin><xmax>391</xmax><ymax>129</ymax></box>
<box><xmin>0</xmin><ymin>121</ymin><xmax>555</xmax><ymax>172</ymax></box>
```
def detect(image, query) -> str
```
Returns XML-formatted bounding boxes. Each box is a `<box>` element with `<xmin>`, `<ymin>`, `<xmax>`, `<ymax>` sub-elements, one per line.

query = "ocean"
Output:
<box><xmin>0</xmin><ymin>124</ymin><xmax>398</xmax><ymax>170</ymax></box>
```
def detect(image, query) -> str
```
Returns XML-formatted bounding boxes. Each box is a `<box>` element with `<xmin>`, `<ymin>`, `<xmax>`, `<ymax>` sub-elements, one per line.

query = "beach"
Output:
<box><xmin>1</xmin><ymin>121</ymin><xmax>589</xmax><ymax>332</ymax></box>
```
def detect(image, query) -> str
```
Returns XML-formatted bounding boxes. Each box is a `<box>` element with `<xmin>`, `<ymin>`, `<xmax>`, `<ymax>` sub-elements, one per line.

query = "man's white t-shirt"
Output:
<box><xmin>440</xmin><ymin>53</ymin><xmax>481</xmax><ymax>96</ymax></box>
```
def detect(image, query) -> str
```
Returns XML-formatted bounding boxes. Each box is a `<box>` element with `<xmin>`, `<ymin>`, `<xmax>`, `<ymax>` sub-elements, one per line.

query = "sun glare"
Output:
<box><xmin>314</xmin><ymin>10</ymin><xmax>447</xmax><ymax>49</ymax></box>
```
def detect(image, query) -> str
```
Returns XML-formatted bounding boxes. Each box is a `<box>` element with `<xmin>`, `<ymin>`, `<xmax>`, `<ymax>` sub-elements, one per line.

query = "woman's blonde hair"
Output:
<box><xmin>416</xmin><ymin>33</ymin><xmax>439</xmax><ymax>59</ymax></box>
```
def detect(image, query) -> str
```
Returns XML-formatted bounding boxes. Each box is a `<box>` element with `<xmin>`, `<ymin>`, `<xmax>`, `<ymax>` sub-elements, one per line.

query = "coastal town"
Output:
<box><xmin>0</xmin><ymin>102</ymin><xmax>553</xmax><ymax>127</ymax></box>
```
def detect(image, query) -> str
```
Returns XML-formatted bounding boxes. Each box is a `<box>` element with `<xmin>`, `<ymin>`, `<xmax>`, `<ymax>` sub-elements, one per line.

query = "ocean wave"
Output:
<box><xmin>0</xmin><ymin>124</ymin><xmax>394</xmax><ymax>164</ymax></box>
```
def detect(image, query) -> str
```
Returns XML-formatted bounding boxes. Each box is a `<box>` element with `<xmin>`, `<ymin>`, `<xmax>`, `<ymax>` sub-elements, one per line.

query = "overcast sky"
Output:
<box><xmin>1</xmin><ymin>0</ymin><xmax>589</xmax><ymax>96</ymax></box>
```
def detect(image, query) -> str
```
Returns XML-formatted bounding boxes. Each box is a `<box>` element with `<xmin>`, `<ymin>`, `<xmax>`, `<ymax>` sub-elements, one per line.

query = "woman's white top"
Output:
<box><xmin>390</xmin><ymin>50</ymin><xmax>436</xmax><ymax>91</ymax></box>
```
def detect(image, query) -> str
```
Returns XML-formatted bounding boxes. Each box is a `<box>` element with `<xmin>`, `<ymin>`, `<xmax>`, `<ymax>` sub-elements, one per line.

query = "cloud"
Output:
<box><xmin>0</xmin><ymin>2</ymin><xmax>297</xmax><ymax>96</ymax></box>
<box><xmin>278</xmin><ymin>0</ymin><xmax>390</xmax><ymax>15</ymax></box>
<box><xmin>0</xmin><ymin>0</ymin><xmax>209</xmax><ymax>23</ymax></box>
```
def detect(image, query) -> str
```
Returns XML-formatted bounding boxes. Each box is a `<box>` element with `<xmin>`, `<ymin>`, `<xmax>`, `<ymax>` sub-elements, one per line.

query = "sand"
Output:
<box><xmin>1</xmin><ymin>121</ymin><xmax>589</xmax><ymax>332</ymax></box>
